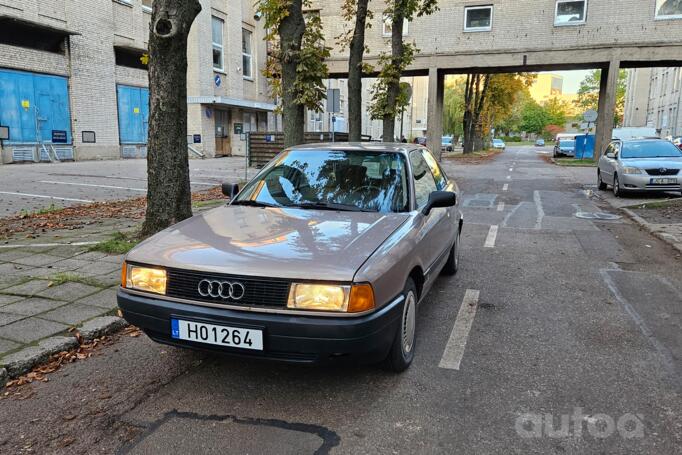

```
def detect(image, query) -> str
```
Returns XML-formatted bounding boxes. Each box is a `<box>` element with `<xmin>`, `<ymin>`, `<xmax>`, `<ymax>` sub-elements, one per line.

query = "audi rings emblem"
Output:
<box><xmin>197</xmin><ymin>279</ymin><xmax>246</xmax><ymax>300</ymax></box>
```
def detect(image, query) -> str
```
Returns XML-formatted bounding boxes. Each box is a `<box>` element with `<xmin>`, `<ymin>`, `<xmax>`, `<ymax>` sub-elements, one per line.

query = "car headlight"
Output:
<box><xmin>287</xmin><ymin>283</ymin><xmax>375</xmax><ymax>313</ymax></box>
<box><xmin>121</xmin><ymin>262</ymin><xmax>167</xmax><ymax>295</ymax></box>
<box><xmin>622</xmin><ymin>167</ymin><xmax>643</xmax><ymax>175</ymax></box>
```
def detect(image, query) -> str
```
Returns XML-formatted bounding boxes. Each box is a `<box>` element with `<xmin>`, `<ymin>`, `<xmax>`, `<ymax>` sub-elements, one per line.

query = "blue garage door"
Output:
<box><xmin>0</xmin><ymin>69</ymin><xmax>72</xmax><ymax>144</ymax></box>
<box><xmin>117</xmin><ymin>85</ymin><xmax>149</xmax><ymax>144</ymax></box>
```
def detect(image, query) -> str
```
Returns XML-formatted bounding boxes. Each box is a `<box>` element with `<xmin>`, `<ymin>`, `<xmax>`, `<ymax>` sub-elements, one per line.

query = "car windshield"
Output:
<box><xmin>493</xmin><ymin>139</ymin><xmax>503</xmax><ymax>144</ymax></box>
<box><xmin>620</xmin><ymin>141</ymin><xmax>682</xmax><ymax>159</ymax></box>
<box><xmin>560</xmin><ymin>140</ymin><xmax>575</xmax><ymax>148</ymax></box>
<box><xmin>234</xmin><ymin>149</ymin><xmax>409</xmax><ymax>213</ymax></box>
<box><xmin>442</xmin><ymin>137</ymin><xmax>452</xmax><ymax>144</ymax></box>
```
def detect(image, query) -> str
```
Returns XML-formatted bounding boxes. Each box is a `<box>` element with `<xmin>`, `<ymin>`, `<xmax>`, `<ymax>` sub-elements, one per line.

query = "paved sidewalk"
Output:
<box><xmin>0</xmin><ymin>242</ymin><xmax>122</xmax><ymax>363</ymax></box>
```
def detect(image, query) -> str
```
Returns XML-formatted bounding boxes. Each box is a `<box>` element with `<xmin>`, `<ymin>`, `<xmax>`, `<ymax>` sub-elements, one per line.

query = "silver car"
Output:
<box><xmin>118</xmin><ymin>143</ymin><xmax>463</xmax><ymax>372</ymax></box>
<box><xmin>598</xmin><ymin>139</ymin><xmax>682</xmax><ymax>197</ymax></box>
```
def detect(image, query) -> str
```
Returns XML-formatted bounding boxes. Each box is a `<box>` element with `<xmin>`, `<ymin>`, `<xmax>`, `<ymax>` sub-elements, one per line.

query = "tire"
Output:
<box><xmin>613</xmin><ymin>173</ymin><xmax>622</xmax><ymax>197</ymax></box>
<box><xmin>385</xmin><ymin>278</ymin><xmax>418</xmax><ymax>372</ymax></box>
<box><xmin>598</xmin><ymin>170</ymin><xmax>607</xmax><ymax>190</ymax></box>
<box><xmin>442</xmin><ymin>228</ymin><xmax>461</xmax><ymax>276</ymax></box>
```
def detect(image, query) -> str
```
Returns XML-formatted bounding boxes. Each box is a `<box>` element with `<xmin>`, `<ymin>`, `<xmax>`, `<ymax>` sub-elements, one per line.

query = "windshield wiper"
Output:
<box><xmin>230</xmin><ymin>200</ymin><xmax>279</xmax><ymax>208</ymax></box>
<box><xmin>286</xmin><ymin>201</ymin><xmax>377</xmax><ymax>212</ymax></box>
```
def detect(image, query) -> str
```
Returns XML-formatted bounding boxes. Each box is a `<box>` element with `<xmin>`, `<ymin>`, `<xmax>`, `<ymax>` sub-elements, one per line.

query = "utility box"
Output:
<box><xmin>575</xmin><ymin>134</ymin><xmax>596</xmax><ymax>159</ymax></box>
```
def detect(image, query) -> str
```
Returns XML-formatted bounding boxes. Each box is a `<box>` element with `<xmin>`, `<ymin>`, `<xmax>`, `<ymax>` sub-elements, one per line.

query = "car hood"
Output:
<box><xmin>127</xmin><ymin>205</ymin><xmax>410</xmax><ymax>282</ymax></box>
<box><xmin>621</xmin><ymin>157</ymin><xmax>682</xmax><ymax>168</ymax></box>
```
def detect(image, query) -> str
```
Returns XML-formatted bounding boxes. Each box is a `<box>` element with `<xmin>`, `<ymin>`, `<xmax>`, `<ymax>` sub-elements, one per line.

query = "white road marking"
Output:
<box><xmin>39</xmin><ymin>180</ymin><xmax>146</xmax><ymax>192</ymax></box>
<box><xmin>506</xmin><ymin>175</ymin><xmax>512</xmax><ymax>180</ymax></box>
<box><xmin>0</xmin><ymin>191</ymin><xmax>94</xmax><ymax>203</ymax></box>
<box><xmin>497</xmin><ymin>202</ymin><xmax>505</xmax><ymax>211</ymax></box>
<box><xmin>439</xmin><ymin>289</ymin><xmax>481</xmax><ymax>370</ymax></box>
<box><xmin>509</xmin><ymin>168</ymin><xmax>513</xmax><ymax>172</ymax></box>
<box><xmin>0</xmin><ymin>241</ymin><xmax>100</xmax><ymax>249</ymax></box>
<box><xmin>533</xmin><ymin>190</ymin><xmax>545</xmax><ymax>230</ymax></box>
<box><xmin>502</xmin><ymin>184</ymin><xmax>509</xmax><ymax>191</ymax></box>
<box><xmin>484</xmin><ymin>225</ymin><xmax>499</xmax><ymax>248</ymax></box>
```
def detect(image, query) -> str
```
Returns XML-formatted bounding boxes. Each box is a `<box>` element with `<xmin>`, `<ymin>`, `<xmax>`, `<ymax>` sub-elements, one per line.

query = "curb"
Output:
<box><xmin>618</xmin><ymin>207</ymin><xmax>682</xmax><ymax>254</ymax></box>
<box><xmin>0</xmin><ymin>316</ymin><xmax>128</xmax><ymax>386</ymax></box>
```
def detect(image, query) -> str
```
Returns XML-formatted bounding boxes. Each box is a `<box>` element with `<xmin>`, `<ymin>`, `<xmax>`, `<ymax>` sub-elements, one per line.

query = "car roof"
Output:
<box><xmin>287</xmin><ymin>142</ymin><xmax>419</xmax><ymax>155</ymax></box>
<box><xmin>613</xmin><ymin>137</ymin><xmax>665</xmax><ymax>142</ymax></box>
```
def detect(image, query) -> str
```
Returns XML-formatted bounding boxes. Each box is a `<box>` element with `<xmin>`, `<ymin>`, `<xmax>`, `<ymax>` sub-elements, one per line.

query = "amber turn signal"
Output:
<box><xmin>121</xmin><ymin>261</ymin><xmax>127</xmax><ymax>287</ymax></box>
<box><xmin>348</xmin><ymin>283</ymin><xmax>375</xmax><ymax>313</ymax></box>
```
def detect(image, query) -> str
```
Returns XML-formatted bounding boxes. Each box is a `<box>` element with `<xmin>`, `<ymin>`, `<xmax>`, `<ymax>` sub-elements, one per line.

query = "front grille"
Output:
<box><xmin>646</xmin><ymin>168</ymin><xmax>679</xmax><ymax>176</ymax></box>
<box><xmin>166</xmin><ymin>268</ymin><xmax>291</xmax><ymax>307</ymax></box>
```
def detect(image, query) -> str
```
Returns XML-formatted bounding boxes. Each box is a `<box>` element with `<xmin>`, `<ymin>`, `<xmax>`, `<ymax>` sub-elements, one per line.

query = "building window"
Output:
<box><xmin>555</xmin><ymin>1</ymin><xmax>587</xmax><ymax>26</ymax></box>
<box><xmin>464</xmin><ymin>5</ymin><xmax>493</xmax><ymax>32</ymax></box>
<box><xmin>382</xmin><ymin>13</ymin><xmax>409</xmax><ymax>36</ymax></box>
<box><xmin>212</xmin><ymin>16</ymin><xmax>224</xmax><ymax>72</ymax></box>
<box><xmin>142</xmin><ymin>0</ymin><xmax>152</xmax><ymax>12</ymax></box>
<box><xmin>242</xmin><ymin>28</ymin><xmax>253</xmax><ymax>79</ymax></box>
<box><xmin>656</xmin><ymin>0</ymin><xmax>682</xmax><ymax>20</ymax></box>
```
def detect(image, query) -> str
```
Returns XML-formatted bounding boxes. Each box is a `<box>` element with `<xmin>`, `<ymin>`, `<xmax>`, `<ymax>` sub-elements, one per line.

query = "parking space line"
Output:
<box><xmin>0</xmin><ymin>191</ymin><xmax>94</xmax><ymax>203</ymax></box>
<box><xmin>439</xmin><ymin>289</ymin><xmax>481</xmax><ymax>370</ymax></box>
<box><xmin>502</xmin><ymin>184</ymin><xmax>509</xmax><ymax>191</ymax></box>
<box><xmin>506</xmin><ymin>175</ymin><xmax>511</xmax><ymax>180</ymax></box>
<box><xmin>497</xmin><ymin>202</ymin><xmax>505</xmax><ymax>211</ymax></box>
<box><xmin>39</xmin><ymin>180</ymin><xmax>146</xmax><ymax>192</ymax></box>
<box><xmin>484</xmin><ymin>225</ymin><xmax>498</xmax><ymax>248</ymax></box>
<box><xmin>509</xmin><ymin>168</ymin><xmax>513</xmax><ymax>172</ymax></box>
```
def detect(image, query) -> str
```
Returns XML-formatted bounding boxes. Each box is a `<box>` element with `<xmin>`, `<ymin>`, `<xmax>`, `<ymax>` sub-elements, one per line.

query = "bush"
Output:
<box><xmin>501</xmin><ymin>136</ymin><xmax>522</xmax><ymax>142</ymax></box>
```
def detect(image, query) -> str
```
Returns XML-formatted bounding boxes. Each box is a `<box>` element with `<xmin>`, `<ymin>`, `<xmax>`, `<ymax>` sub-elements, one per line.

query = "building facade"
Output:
<box><xmin>623</xmin><ymin>67</ymin><xmax>682</xmax><ymax>137</ymax></box>
<box><xmin>0</xmin><ymin>0</ymin><xmax>273</xmax><ymax>164</ymax></box>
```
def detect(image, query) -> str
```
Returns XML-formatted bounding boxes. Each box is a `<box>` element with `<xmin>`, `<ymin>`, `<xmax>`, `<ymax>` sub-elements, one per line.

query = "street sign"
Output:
<box><xmin>326</xmin><ymin>88</ymin><xmax>340</xmax><ymax>113</ymax></box>
<box><xmin>51</xmin><ymin>130</ymin><xmax>67</xmax><ymax>143</ymax></box>
<box><xmin>234</xmin><ymin>123</ymin><xmax>243</xmax><ymax>134</ymax></box>
<box><xmin>193</xmin><ymin>134</ymin><xmax>202</xmax><ymax>144</ymax></box>
<box><xmin>215</xmin><ymin>74</ymin><xmax>222</xmax><ymax>87</ymax></box>
<box><xmin>583</xmin><ymin>109</ymin><xmax>598</xmax><ymax>123</ymax></box>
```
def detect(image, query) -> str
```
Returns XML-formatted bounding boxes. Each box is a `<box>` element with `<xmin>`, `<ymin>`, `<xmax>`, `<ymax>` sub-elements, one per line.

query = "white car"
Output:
<box><xmin>597</xmin><ymin>139</ymin><xmax>682</xmax><ymax>197</ymax></box>
<box><xmin>492</xmin><ymin>139</ymin><xmax>506</xmax><ymax>150</ymax></box>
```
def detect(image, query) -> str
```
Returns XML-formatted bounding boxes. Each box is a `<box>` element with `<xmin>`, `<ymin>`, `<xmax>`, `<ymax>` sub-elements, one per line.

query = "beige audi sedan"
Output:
<box><xmin>118</xmin><ymin>143</ymin><xmax>463</xmax><ymax>371</ymax></box>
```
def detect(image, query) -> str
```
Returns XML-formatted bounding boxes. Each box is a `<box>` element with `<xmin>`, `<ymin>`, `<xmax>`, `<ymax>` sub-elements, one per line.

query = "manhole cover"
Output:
<box><xmin>575</xmin><ymin>212</ymin><xmax>622</xmax><ymax>220</ymax></box>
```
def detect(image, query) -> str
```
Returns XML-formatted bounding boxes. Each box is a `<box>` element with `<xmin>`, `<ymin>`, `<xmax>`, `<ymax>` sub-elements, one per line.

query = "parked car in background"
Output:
<box><xmin>118</xmin><ymin>143</ymin><xmax>463</xmax><ymax>372</ymax></box>
<box><xmin>598</xmin><ymin>138</ymin><xmax>682</xmax><ymax>197</ymax></box>
<box><xmin>553</xmin><ymin>139</ymin><xmax>576</xmax><ymax>157</ymax></box>
<box><xmin>442</xmin><ymin>136</ymin><xmax>453</xmax><ymax>152</ymax></box>
<box><xmin>535</xmin><ymin>139</ymin><xmax>545</xmax><ymax>147</ymax></box>
<box><xmin>492</xmin><ymin>139</ymin><xmax>506</xmax><ymax>150</ymax></box>
<box><xmin>414</xmin><ymin>136</ymin><xmax>427</xmax><ymax>146</ymax></box>
<box><xmin>672</xmin><ymin>136</ymin><xmax>682</xmax><ymax>150</ymax></box>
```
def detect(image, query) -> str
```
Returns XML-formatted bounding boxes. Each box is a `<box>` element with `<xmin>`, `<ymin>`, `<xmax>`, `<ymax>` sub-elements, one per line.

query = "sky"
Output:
<box><xmin>546</xmin><ymin>70</ymin><xmax>592</xmax><ymax>94</ymax></box>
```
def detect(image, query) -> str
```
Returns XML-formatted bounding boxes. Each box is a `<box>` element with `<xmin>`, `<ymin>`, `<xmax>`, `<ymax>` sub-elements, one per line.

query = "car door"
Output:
<box><xmin>409</xmin><ymin>150</ymin><xmax>450</xmax><ymax>283</ymax></box>
<box><xmin>599</xmin><ymin>142</ymin><xmax>617</xmax><ymax>183</ymax></box>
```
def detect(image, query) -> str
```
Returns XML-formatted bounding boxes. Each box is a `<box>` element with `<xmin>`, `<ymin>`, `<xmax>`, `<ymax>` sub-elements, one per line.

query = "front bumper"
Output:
<box><xmin>620</xmin><ymin>173</ymin><xmax>681</xmax><ymax>191</ymax></box>
<box><xmin>117</xmin><ymin>289</ymin><xmax>403</xmax><ymax>364</ymax></box>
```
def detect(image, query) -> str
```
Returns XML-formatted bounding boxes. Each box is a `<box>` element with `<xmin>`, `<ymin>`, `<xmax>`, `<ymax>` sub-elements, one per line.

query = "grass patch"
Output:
<box><xmin>89</xmin><ymin>231</ymin><xmax>140</xmax><ymax>254</ymax></box>
<box><xmin>625</xmin><ymin>198</ymin><xmax>682</xmax><ymax>210</ymax></box>
<box><xmin>18</xmin><ymin>203</ymin><xmax>63</xmax><ymax>217</ymax></box>
<box><xmin>47</xmin><ymin>272</ymin><xmax>105</xmax><ymax>288</ymax></box>
<box><xmin>554</xmin><ymin>158</ymin><xmax>596</xmax><ymax>167</ymax></box>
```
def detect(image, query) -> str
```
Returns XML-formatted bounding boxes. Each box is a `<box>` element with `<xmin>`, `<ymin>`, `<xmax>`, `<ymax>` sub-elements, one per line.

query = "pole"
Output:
<box><xmin>245</xmin><ymin>132</ymin><xmax>249</xmax><ymax>182</ymax></box>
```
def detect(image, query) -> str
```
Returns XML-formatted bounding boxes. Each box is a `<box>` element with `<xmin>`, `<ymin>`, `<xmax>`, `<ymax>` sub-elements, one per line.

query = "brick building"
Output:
<box><xmin>623</xmin><ymin>67</ymin><xmax>682</xmax><ymax>138</ymax></box>
<box><xmin>0</xmin><ymin>0</ymin><xmax>274</xmax><ymax>164</ymax></box>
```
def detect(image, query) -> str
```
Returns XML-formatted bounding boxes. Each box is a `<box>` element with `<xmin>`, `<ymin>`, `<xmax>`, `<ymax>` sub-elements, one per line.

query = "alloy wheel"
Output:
<box><xmin>402</xmin><ymin>291</ymin><xmax>416</xmax><ymax>355</ymax></box>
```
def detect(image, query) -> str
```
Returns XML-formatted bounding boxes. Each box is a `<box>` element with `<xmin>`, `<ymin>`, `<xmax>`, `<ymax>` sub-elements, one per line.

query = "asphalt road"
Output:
<box><xmin>0</xmin><ymin>157</ymin><xmax>255</xmax><ymax>217</ymax></box>
<box><xmin>1</xmin><ymin>147</ymin><xmax>681</xmax><ymax>454</ymax></box>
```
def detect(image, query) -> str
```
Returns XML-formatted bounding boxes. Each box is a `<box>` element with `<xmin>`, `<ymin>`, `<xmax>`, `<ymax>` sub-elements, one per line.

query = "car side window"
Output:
<box><xmin>603</xmin><ymin>144</ymin><xmax>612</xmax><ymax>156</ymax></box>
<box><xmin>420</xmin><ymin>149</ymin><xmax>447</xmax><ymax>190</ymax></box>
<box><xmin>409</xmin><ymin>150</ymin><xmax>438</xmax><ymax>209</ymax></box>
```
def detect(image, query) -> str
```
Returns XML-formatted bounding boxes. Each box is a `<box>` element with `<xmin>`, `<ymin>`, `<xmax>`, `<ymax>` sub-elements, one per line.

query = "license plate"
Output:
<box><xmin>171</xmin><ymin>319</ymin><xmax>263</xmax><ymax>350</ymax></box>
<box><xmin>650</xmin><ymin>177</ymin><xmax>677</xmax><ymax>185</ymax></box>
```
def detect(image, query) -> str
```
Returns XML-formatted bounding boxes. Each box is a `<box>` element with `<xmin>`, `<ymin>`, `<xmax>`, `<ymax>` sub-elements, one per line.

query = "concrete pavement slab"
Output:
<box><xmin>1</xmin><ymin>298</ymin><xmax>65</xmax><ymax>316</ymax></box>
<box><xmin>77</xmin><ymin>316</ymin><xmax>127</xmax><ymax>341</ymax></box>
<box><xmin>0</xmin><ymin>279</ymin><xmax>51</xmax><ymax>296</ymax></box>
<box><xmin>36</xmin><ymin>282</ymin><xmax>101</xmax><ymax>301</ymax></box>
<box><xmin>1</xmin><ymin>318</ymin><xmax>68</xmax><ymax>344</ymax></box>
<box><xmin>11</xmin><ymin>254</ymin><xmax>64</xmax><ymax>267</ymax></box>
<box><xmin>40</xmin><ymin>303</ymin><xmax>109</xmax><ymax>325</ymax></box>
<box><xmin>0</xmin><ymin>338</ymin><xmax>20</xmax><ymax>355</ymax></box>
<box><xmin>77</xmin><ymin>287</ymin><xmax>118</xmax><ymax>310</ymax></box>
<box><xmin>48</xmin><ymin>257</ymin><xmax>94</xmax><ymax>271</ymax></box>
<box><xmin>74</xmin><ymin>261</ymin><xmax>120</xmax><ymax>277</ymax></box>
<box><xmin>0</xmin><ymin>294</ymin><xmax>23</xmax><ymax>306</ymax></box>
<box><xmin>0</xmin><ymin>263</ymin><xmax>34</xmax><ymax>276</ymax></box>
<box><xmin>0</xmin><ymin>313</ymin><xmax>25</xmax><ymax>326</ymax></box>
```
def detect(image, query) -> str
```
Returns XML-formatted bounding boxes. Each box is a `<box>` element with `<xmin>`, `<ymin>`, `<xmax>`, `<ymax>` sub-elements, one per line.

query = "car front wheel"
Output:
<box><xmin>613</xmin><ymin>174</ymin><xmax>622</xmax><ymax>197</ymax></box>
<box><xmin>385</xmin><ymin>278</ymin><xmax>417</xmax><ymax>372</ymax></box>
<box><xmin>598</xmin><ymin>170</ymin><xmax>607</xmax><ymax>190</ymax></box>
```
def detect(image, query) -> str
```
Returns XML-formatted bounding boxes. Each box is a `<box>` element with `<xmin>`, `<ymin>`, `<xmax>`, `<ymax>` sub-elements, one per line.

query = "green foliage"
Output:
<box><xmin>89</xmin><ymin>232</ymin><xmax>140</xmax><ymax>254</ymax></box>
<box><xmin>369</xmin><ymin>0</ymin><xmax>439</xmax><ymax>120</ymax></box>
<box><xmin>259</xmin><ymin>0</ymin><xmax>330</xmax><ymax>114</ymax></box>
<box><xmin>521</xmin><ymin>99</ymin><xmax>550</xmax><ymax>134</ymax></box>
<box><xmin>336</xmin><ymin>0</ymin><xmax>374</xmax><ymax>51</ymax></box>
<box><xmin>574</xmin><ymin>69</ymin><xmax>627</xmax><ymax>125</ymax></box>
<box><xmin>444</xmin><ymin>78</ymin><xmax>465</xmax><ymax>136</ymax></box>
<box><xmin>543</xmin><ymin>96</ymin><xmax>570</xmax><ymax>126</ymax></box>
<box><xmin>48</xmin><ymin>272</ymin><xmax>106</xmax><ymax>288</ymax></box>
<box><xmin>501</xmin><ymin>136</ymin><xmax>523</xmax><ymax>142</ymax></box>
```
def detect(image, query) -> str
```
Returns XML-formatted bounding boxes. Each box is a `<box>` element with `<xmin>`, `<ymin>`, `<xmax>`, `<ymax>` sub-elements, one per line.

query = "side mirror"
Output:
<box><xmin>422</xmin><ymin>191</ymin><xmax>457</xmax><ymax>216</ymax></box>
<box><xmin>221</xmin><ymin>182</ymin><xmax>240</xmax><ymax>199</ymax></box>
<box><xmin>605</xmin><ymin>152</ymin><xmax>615</xmax><ymax>159</ymax></box>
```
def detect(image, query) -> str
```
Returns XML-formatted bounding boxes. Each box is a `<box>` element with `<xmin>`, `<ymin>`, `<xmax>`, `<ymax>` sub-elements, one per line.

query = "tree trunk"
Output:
<box><xmin>347</xmin><ymin>0</ymin><xmax>370</xmax><ymax>142</ymax></box>
<box><xmin>462</xmin><ymin>74</ymin><xmax>491</xmax><ymax>153</ymax></box>
<box><xmin>280</xmin><ymin>0</ymin><xmax>306</xmax><ymax>148</ymax></box>
<box><xmin>141</xmin><ymin>0</ymin><xmax>201</xmax><ymax>237</ymax></box>
<box><xmin>382</xmin><ymin>2</ymin><xmax>406</xmax><ymax>142</ymax></box>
